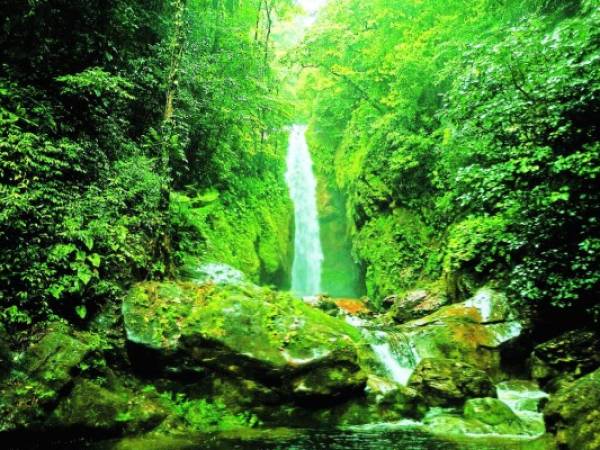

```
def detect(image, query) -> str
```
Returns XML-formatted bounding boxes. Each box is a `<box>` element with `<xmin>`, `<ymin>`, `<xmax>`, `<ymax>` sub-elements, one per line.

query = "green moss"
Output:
<box><xmin>170</xmin><ymin>184</ymin><xmax>293</xmax><ymax>287</ymax></box>
<box><xmin>353</xmin><ymin>210</ymin><xmax>437</xmax><ymax>304</ymax></box>
<box><xmin>123</xmin><ymin>280</ymin><xmax>366</xmax><ymax>396</ymax></box>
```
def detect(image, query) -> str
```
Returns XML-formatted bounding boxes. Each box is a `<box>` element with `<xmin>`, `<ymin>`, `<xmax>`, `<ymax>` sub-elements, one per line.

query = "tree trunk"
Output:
<box><xmin>157</xmin><ymin>0</ymin><xmax>187</xmax><ymax>277</ymax></box>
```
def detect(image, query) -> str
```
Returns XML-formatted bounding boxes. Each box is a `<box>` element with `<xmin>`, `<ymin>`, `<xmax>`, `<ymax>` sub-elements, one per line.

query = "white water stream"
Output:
<box><xmin>286</xmin><ymin>125</ymin><xmax>324</xmax><ymax>296</ymax></box>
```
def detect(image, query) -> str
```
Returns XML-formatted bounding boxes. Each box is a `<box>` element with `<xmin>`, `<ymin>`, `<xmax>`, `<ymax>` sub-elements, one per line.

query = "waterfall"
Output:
<box><xmin>286</xmin><ymin>125</ymin><xmax>324</xmax><ymax>296</ymax></box>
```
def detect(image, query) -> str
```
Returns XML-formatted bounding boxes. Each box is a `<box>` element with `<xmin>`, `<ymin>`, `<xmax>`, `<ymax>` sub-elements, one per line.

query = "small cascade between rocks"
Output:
<box><xmin>285</xmin><ymin>125</ymin><xmax>324</xmax><ymax>296</ymax></box>
<box><xmin>346</xmin><ymin>317</ymin><xmax>419</xmax><ymax>386</ymax></box>
<box><xmin>368</xmin><ymin>329</ymin><xmax>419</xmax><ymax>385</ymax></box>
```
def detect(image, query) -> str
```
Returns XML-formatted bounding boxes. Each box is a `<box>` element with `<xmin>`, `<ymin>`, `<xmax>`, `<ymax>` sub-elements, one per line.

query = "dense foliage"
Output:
<box><xmin>297</xmin><ymin>0</ymin><xmax>599</xmax><ymax>321</ymax></box>
<box><xmin>0</xmin><ymin>0</ymin><xmax>293</xmax><ymax>325</ymax></box>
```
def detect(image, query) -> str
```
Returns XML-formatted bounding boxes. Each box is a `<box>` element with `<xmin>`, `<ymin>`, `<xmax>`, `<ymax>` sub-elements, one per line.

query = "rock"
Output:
<box><xmin>464</xmin><ymin>397</ymin><xmax>527</xmax><ymax>434</ymax></box>
<box><xmin>423</xmin><ymin>397</ymin><xmax>534</xmax><ymax>437</ymax></box>
<box><xmin>398</xmin><ymin>287</ymin><xmax>522</xmax><ymax>375</ymax></box>
<box><xmin>179</xmin><ymin>260</ymin><xmax>247</xmax><ymax>286</ymax></box>
<box><xmin>530</xmin><ymin>329</ymin><xmax>600</xmax><ymax>391</ymax></box>
<box><xmin>544</xmin><ymin>367</ymin><xmax>600</xmax><ymax>450</ymax></box>
<box><xmin>20</xmin><ymin>330</ymin><xmax>91</xmax><ymax>391</ymax></box>
<box><xmin>334</xmin><ymin>298</ymin><xmax>370</xmax><ymax>316</ymax></box>
<box><xmin>496</xmin><ymin>380</ymin><xmax>548</xmax><ymax>414</ymax></box>
<box><xmin>316</xmin><ymin>378</ymin><xmax>424</xmax><ymax>427</ymax></box>
<box><xmin>365</xmin><ymin>376</ymin><xmax>424</xmax><ymax>419</ymax></box>
<box><xmin>0</xmin><ymin>328</ymin><xmax>93</xmax><ymax>432</ymax></box>
<box><xmin>424</xmin><ymin>413</ymin><xmax>490</xmax><ymax>435</ymax></box>
<box><xmin>387</xmin><ymin>288</ymin><xmax>448</xmax><ymax>323</ymax></box>
<box><xmin>123</xmin><ymin>281</ymin><xmax>366</xmax><ymax>401</ymax></box>
<box><xmin>47</xmin><ymin>379</ymin><xmax>166</xmax><ymax>435</ymax></box>
<box><xmin>407</xmin><ymin>358</ymin><xmax>496</xmax><ymax>407</ymax></box>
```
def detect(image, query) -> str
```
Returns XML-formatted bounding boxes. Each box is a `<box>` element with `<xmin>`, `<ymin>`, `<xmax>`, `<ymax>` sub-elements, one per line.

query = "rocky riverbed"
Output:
<box><xmin>1</xmin><ymin>263</ymin><xmax>598</xmax><ymax>449</ymax></box>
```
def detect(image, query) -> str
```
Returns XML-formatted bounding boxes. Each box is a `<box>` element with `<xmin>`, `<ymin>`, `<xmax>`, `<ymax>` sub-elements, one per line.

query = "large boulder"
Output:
<box><xmin>398</xmin><ymin>288</ymin><xmax>522</xmax><ymax>375</ymax></box>
<box><xmin>0</xmin><ymin>327</ymin><xmax>93</xmax><ymax>433</ymax></box>
<box><xmin>407</xmin><ymin>358</ymin><xmax>496</xmax><ymax>407</ymax></box>
<box><xmin>544</xmin><ymin>368</ymin><xmax>600</xmax><ymax>450</ymax></box>
<box><xmin>179</xmin><ymin>260</ymin><xmax>247</xmax><ymax>286</ymax></box>
<box><xmin>423</xmin><ymin>397</ymin><xmax>538</xmax><ymax>438</ymax></box>
<box><xmin>464</xmin><ymin>397</ymin><xmax>527</xmax><ymax>434</ymax></box>
<box><xmin>530</xmin><ymin>329</ymin><xmax>600</xmax><ymax>391</ymax></box>
<box><xmin>387</xmin><ymin>287</ymin><xmax>448</xmax><ymax>323</ymax></box>
<box><xmin>122</xmin><ymin>281</ymin><xmax>366</xmax><ymax>401</ymax></box>
<box><xmin>47</xmin><ymin>379</ymin><xmax>166</xmax><ymax>435</ymax></box>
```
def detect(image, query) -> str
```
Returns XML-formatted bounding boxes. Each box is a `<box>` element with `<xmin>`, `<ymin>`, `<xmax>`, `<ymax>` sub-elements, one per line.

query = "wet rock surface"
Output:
<box><xmin>122</xmin><ymin>281</ymin><xmax>366</xmax><ymax>400</ymax></box>
<box><xmin>47</xmin><ymin>379</ymin><xmax>167</xmax><ymax>435</ymax></box>
<box><xmin>0</xmin><ymin>326</ymin><xmax>94</xmax><ymax>433</ymax></box>
<box><xmin>407</xmin><ymin>358</ymin><xmax>496</xmax><ymax>407</ymax></box>
<box><xmin>530</xmin><ymin>329</ymin><xmax>600</xmax><ymax>392</ymax></box>
<box><xmin>387</xmin><ymin>288</ymin><xmax>449</xmax><ymax>324</ymax></box>
<box><xmin>397</xmin><ymin>288</ymin><xmax>522</xmax><ymax>375</ymax></box>
<box><xmin>544</xmin><ymin>367</ymin><xmax>600</xmax><ymax>450</ymax></box>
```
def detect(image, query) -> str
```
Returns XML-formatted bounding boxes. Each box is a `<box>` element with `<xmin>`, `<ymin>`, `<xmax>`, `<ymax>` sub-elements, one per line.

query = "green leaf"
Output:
<box><xmin>82</xmin><ymin>235</ymin><xmax>94</xmax><ymax>250</ymax></box>
<box><xmin>77</xmin><ymin>266</ymin><xmax>93</xmax><ymax>285</ymax></box>
<box><xmin>75</xmin><ymin>305</ymin><xmax>87</xmax><ymax>320</ymax></box>
<box><xmin>48</xmin><ymin>284</ymin><xmax>65</xmax><ymax>300</ymax></box>
<box><xmin>88</xmin><ymin>253</ymin><xmax>101</xmax><ymax>268</ymax></box>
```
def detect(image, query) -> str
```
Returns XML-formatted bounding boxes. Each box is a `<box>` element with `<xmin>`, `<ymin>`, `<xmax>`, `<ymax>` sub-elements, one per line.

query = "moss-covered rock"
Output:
<box><xmin>386</xmin><ymin>285</ymin><xmax>449</xmax><ymax>323</ymax></box>
<box><xmin>407</xmin><ymin>358</ymin><xmax>496</xmax><ymax>407</ymax></box>
<box><xmin>123</xmin><ymin>281</ymin><xmax>366</xmax><ymax>401</ymax></box>
<box><xmin>464</xmin><ymin>398</ymin><xmax>527</xmax><ymax>434</ymax></box>
<box><xmin>0</xmin><ymin>327</ymin><xmax>94</xmax><ymax>433</ymax></box>
<box><xmin>530</xmin><ymin>329</ymin><xmax>600</xmax><ymax>392</ymax></box>
<box><xmin>398</xmin><ymin>288</ymin><xmax>522</xmax><ymax>375</ymax></box>
<box><xmin>47</xmin><ymin>379</ymin><xmax>166</xmax><ymax>434</ymax></box>
<box><xmin>544</xmin><ymin>367</ymin><xmax>600</xmax><ymax>450</ymax></box>
<box><xmin>20</xmin><ymin>330</ymin><xmax>91</xmax><ymax>391</ymax></box>
<box><xmin>178</xmin><ymin>260</ymin><xmax>247</xmax><ymax>286</ymax></box>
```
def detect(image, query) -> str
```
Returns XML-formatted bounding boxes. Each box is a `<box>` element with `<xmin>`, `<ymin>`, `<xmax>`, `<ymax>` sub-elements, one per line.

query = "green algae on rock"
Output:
<box><xmin>0</xmin><ymin>328</ymin><xmax>94</xmax><ymax>433</ymax></box>
<box><xmin>398</xmin><ymin>288</ymin><xmax>522</xmax><ymax>375</ymax></box>
<box><xmin>544</xmin><ymin>367</ymin><xmax>600</xmax><ymax>450</ymax></box>
<box><xmin>407</xmin><ymin>358</ymin><xmax>496</xmax><ymax>407</ymax></box>
<box><xmin>464</xmin><ymin>398</ymin><xmax>528</xmax><ymax>434</ymax></box>
<box><xmin>530</xmin><ymin>329</ymin><xmax>600</xmax><ymax>392</ymax></box>
<box><xmin>48</xmin><ymin>379</ymin><xmax>167</xmax><ymax>434</ymax></box>
<box><xmin>122</xmin><ymin>281</ymin><xmax>366</xmax><ymax>399</ymax></box>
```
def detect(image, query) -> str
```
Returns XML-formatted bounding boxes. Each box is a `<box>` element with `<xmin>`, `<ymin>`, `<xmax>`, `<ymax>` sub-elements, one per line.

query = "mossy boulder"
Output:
<box><xmin>179</xmin><ymin>260</ymin><xmax>247</xmax><ymax>286</ymax></box>
<box><xmin>544</xmin><ymin>367</ymin><xmax>600</xmax><ymax>450</ymax></box>
<box><xmin>530</xmin><ymin>329</ymin><xmax>600</xmax><ymax>391</ymax></box>
<box><xmin>123</xmin><ymin>281</ymin><xmax>366</xmax><ymax>400</ymax></box>
<box><xmin>423</xmin><ymin>397</ymin><xmax>533</xmax><ymax>437</ymax></box>
<box><xmin>0</xmin><ymin>327</ymin><xmax>99</xmax><ymax>433</ymax></box>
<box><xmin>407</xmin><ymin>358</ymin><xmax>496</xmax><ymax>407</ymax></box>
<box><xmin>464</xmin><ymin>398</ymin><xmax>527</xmax><ymax>434</ymax></box>
<box><xmin>398</xmin><ymin>288</ymin><xmax>521</xmax><ymax>375</ymax></box>
<box><xmin>386</xmin><ymin>286</ymin><xmax>449</xmax><ymax>323</ymax></box>
<box><xmin>47</xmin><ymin>379</ymin><xmax>167</xmax><ymax>435</ymax></box>
<box><xmin>20</xmin><ymin>330</ymin><xmax>91</xmax><ymax>391</ymax></box>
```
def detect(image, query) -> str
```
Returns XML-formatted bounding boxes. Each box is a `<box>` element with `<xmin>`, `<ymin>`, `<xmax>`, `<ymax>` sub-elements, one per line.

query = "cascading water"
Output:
<box><xmin>286</xmin><ymin>125</ymin><xmax>324</xmax><ymax>296</ymax></box>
